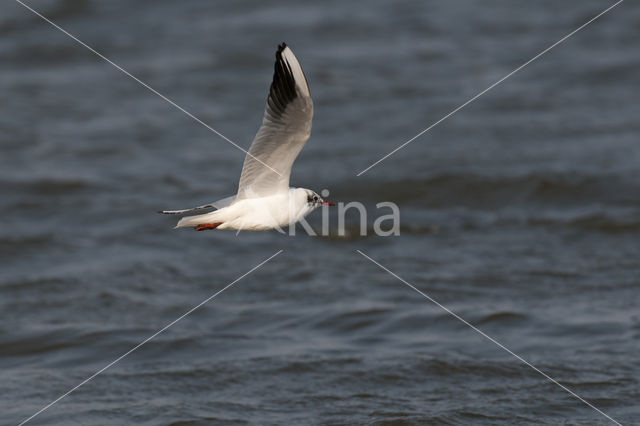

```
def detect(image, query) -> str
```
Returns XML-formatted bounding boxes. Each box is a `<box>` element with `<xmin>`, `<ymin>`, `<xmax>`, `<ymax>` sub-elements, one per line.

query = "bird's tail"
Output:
<box><xmin>175</xmin><ymin>210</ymin><xmax>223</xmax><ymax>229</ymax></box>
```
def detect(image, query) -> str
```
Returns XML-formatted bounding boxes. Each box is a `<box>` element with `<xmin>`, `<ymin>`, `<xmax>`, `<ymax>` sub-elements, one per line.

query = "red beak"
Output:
<box><xmin>322</xmin><ymin>201</ymin><xmax>335</xmax><ymax>206</ymax></box>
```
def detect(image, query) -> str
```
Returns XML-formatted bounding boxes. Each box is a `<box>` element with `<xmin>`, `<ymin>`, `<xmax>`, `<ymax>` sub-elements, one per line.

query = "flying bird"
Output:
<box><xmin>160</xmin><ymin>43</ymin><xmax>333</xmax><ymax>231</ymax></box>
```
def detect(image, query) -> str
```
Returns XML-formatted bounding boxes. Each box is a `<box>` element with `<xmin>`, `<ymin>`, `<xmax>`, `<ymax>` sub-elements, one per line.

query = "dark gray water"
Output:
<box><xmin>1</xmin><ymin>0</ymin><xmax>639</xmax><ymax>424</ymax></box>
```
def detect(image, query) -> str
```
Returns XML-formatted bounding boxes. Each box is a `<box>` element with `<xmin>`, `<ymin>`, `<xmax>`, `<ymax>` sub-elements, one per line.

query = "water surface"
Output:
<box><xmin>1</xmin><ymin>0</ymin><xmax>639</xmax><ymax>424</ymax></box>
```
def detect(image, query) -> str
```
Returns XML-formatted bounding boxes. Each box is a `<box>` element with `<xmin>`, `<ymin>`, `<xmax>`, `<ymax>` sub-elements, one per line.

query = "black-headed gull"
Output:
<box><xmin>160</xmin><ymin>43</ymin><xmax>333</xmax><ymax>231</ymax></box>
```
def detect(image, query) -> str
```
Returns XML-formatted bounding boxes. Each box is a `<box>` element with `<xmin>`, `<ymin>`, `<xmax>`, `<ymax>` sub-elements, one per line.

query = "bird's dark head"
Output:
<box><xmin>304</xmin><ymin>189</ymin><xmax>334</xmax><ymax>207</ymax></box>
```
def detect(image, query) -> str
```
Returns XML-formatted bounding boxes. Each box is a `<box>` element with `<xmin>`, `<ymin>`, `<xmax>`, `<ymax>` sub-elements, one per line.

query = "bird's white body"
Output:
<box><xmin>160</xmin><ymin>43</ymin><xmax>331</xmax><ymax>232</ymax></box>
<box><xmin>175</xmin><ymin>188</ymin><xmax>316</xmax><ymax>231</ymax></box>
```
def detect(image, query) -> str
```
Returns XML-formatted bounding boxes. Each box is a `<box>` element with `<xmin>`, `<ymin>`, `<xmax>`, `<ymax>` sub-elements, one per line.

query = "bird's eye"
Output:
<box><xmin>313</xmin><ymin>196</ymin><xmax>318</xmax><ymax>201</ymax></box>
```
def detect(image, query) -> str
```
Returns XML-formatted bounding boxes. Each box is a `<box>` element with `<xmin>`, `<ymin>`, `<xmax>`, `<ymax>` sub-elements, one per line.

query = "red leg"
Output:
<box><xmin>195</xmin><ymin>222</ymin><xmax>223</xmax><ymax>231</ymax></box>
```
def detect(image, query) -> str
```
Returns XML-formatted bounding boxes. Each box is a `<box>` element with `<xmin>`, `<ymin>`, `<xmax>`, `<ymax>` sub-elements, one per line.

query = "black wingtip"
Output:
<box><xmin>275</xmin><ymin>42</ymin><xmax>288</xmax><ymax>62</ymax></box>
<box><xmin>268</xmin><ymin>42</ymin><xmax>297</xmax><ymax>117</ymax></box>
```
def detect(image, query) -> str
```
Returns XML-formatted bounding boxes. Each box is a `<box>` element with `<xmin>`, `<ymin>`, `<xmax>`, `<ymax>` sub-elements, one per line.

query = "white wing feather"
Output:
<box><xmin>236</xmin><ymin>44</ymin><xmax>313</xmax><ymax>199</ymax></box>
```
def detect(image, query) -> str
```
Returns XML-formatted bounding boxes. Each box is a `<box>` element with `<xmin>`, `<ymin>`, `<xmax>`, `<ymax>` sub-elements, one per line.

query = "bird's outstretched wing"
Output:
<box><xmin>158</xmin><ymin>194</ymin><xmax>236</xmax><ymax>215</ymax></box>
<box><xmin>236</xmin><ymin>43</ymin><xmax>313</xmax><ymax>199</ymax></box>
